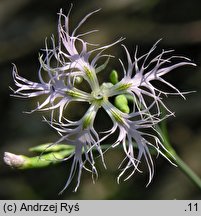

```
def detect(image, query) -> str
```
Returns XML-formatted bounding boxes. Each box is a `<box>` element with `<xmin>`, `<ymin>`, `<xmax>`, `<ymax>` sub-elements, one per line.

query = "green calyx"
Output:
<box><xmin>29</xmin><ymin>143</ymin><xmax>74</xmax><ymax>153</ymax></box>
<box><xmin>19</xmin><ymin>150</ymin><xmax>72</xmax><ymax>169</ymax></box>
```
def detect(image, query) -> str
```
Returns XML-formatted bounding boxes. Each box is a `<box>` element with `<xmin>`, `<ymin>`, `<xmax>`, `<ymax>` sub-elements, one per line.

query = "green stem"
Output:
<box><xmin>159</xmin><ymin>121</ymin><xmax>201</xmax><ymax>190</ymax></box>
<box><xmin>173</xmin><ymin>152</ymin><xmax>201</xmax><ymax>189</ymax></box>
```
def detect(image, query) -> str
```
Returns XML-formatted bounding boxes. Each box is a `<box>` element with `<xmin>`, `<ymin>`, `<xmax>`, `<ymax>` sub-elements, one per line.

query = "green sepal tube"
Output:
<box><xmin>20</xmin><ymin>150</ymin><xmax>74</xmax><ymax>169</ymax></box>
<box><xmin>29</xmin><ymin>143</ymin><xmax>74</xmax><ymax>153</ymax></box>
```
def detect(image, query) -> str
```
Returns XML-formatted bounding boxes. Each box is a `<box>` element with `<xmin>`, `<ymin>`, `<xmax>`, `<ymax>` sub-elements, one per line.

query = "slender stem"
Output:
<box><xmin>159</xmin><ymin>121</ymin><xmax>201</xmax><ymax>190</ymax></box>
<box><xmin>173</xmin><ymin>152</ymin><xmax>201</xmax><ymax>189</ymax></box>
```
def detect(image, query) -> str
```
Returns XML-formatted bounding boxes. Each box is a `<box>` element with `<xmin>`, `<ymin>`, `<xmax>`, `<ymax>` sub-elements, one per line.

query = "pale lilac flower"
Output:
<box><xmin>11</xmin><ymin>6</ymin><xmax>195</xmax><ymax>192</ymax></box>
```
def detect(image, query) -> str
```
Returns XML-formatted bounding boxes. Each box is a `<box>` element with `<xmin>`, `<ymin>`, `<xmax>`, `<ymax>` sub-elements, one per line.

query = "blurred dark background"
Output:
<box><xmin>0</xmin><ymin>0</ymin><xmax>201</xmax><ymax>199</ymax></box>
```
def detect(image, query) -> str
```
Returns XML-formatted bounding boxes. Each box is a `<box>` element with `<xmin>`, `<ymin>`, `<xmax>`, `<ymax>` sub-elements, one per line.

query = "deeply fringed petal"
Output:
<box><xmin>44</xmin><ymin>102</ymin><xmax>106</xmax><ymax>192</ymax></box>
<box><xmin>102</xmin><ymin>100</ymin><xmax>175</xmax><ymax>185</ymax></box>
<box><xmin>107</xmin><ymin>41</ymin><xmax>196</xmax><ymax>115</ymax></box>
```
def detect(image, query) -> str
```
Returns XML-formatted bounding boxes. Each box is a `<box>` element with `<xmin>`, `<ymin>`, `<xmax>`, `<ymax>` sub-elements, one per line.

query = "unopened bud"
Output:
<box><xmin>109</xmin><ymin>70</ymin><xmax>119</xmax><ymax>85</ymax></box>
<box><xmin>4</xmin><ymin>152</ymin><xmax>25</xmax><ymax>168</ymax></box>
<box><xmin>114</xmin><ymin>94</ymin><xmax>130</xmax><ymax>113</ymax></box>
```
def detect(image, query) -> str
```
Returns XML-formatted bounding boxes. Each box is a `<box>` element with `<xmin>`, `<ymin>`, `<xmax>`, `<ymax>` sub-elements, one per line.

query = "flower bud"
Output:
<box><xmin>4</xmin><ymin>152</ymin><xmax>25</xmax><ymax>168</ymax></box>
<box><xmin>110</xmin><ymin>70</ymin><xmax>119</xmax><ymax>85</ymax></box>
<box><xmin>114</xmin><ymin>95</ymin><xmax>130</xmax><ymax>113</ymax></box>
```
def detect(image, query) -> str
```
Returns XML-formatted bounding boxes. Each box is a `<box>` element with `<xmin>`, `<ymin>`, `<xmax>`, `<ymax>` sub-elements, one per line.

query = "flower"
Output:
<box><xmin>11</xmin><ymin>6</ymin><xmax>195</xmax><ymax>192</ymax></box>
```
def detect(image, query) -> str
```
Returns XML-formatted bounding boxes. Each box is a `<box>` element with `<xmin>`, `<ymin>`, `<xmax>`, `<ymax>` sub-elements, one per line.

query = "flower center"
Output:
<box><xmin>91</xmin><ymin>83</ymin><xmax>111</xmax><ymax>104</ymax></box>
<box><xmin>92</xmin><ymin>91</ymin><xmax>104</xmax><ymax>100</ymax></box>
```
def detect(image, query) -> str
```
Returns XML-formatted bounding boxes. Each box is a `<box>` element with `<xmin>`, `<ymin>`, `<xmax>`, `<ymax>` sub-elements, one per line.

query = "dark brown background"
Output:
<box><xmin>0</xmin><ymin>0</ymin><xmax>201</xmax><ymax>199</ymax></box>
